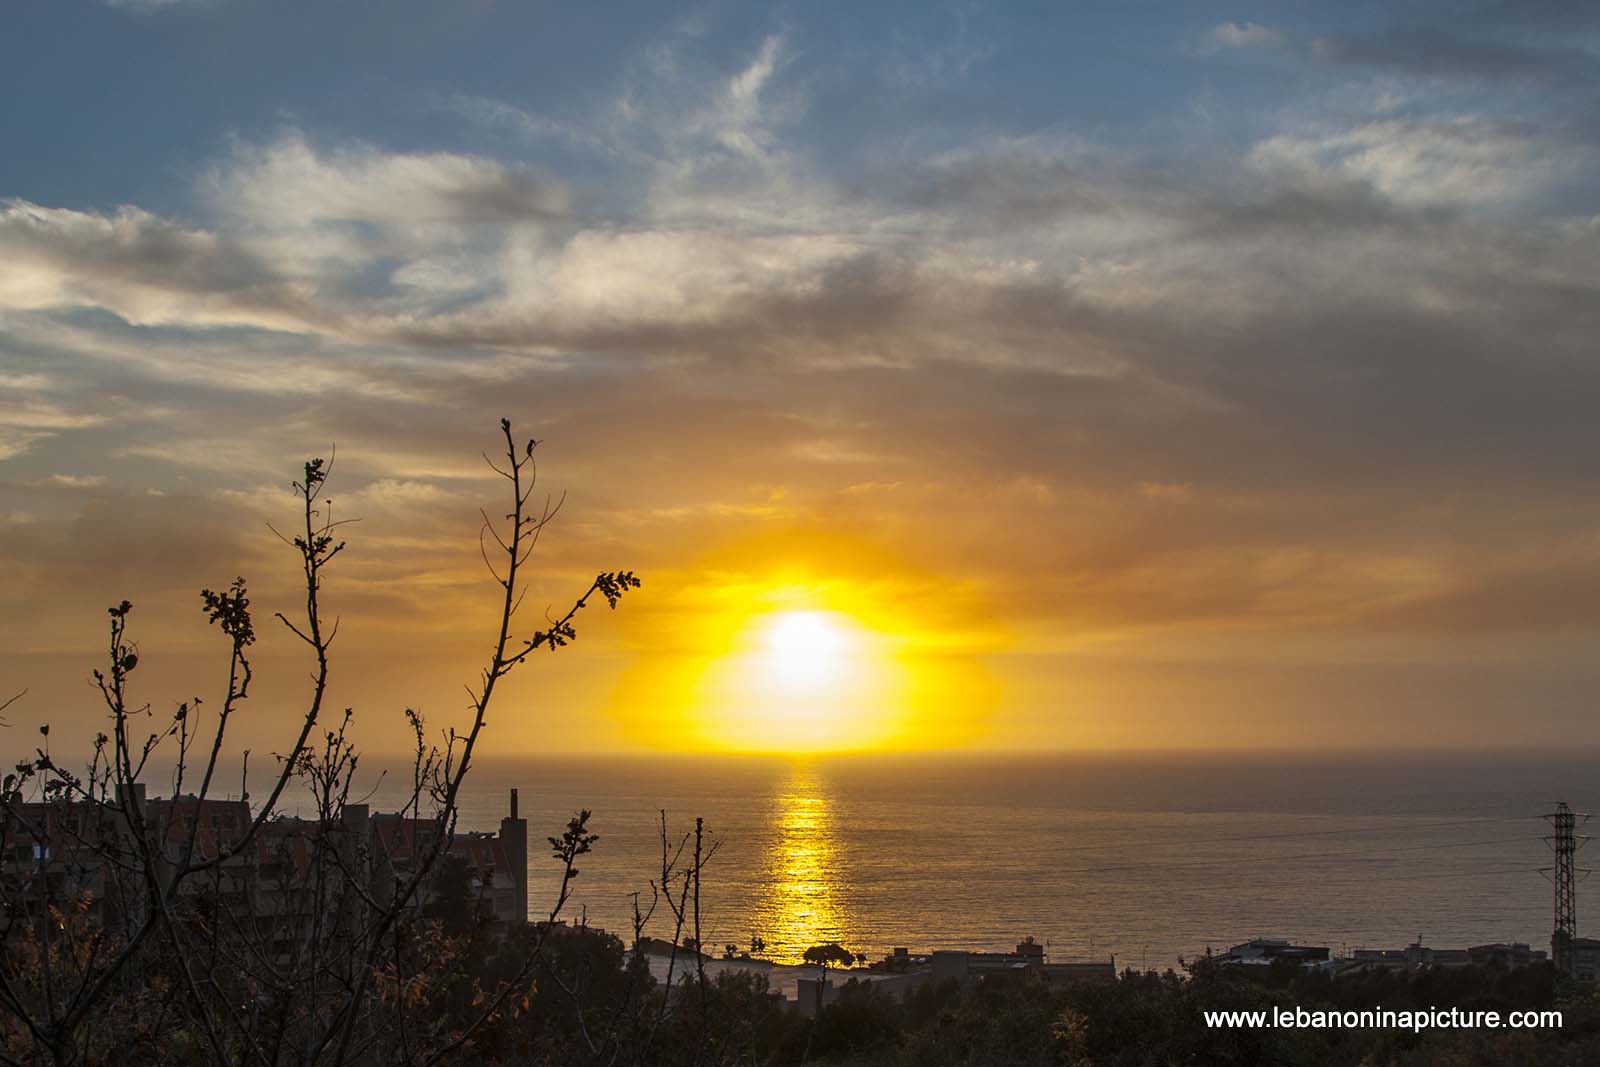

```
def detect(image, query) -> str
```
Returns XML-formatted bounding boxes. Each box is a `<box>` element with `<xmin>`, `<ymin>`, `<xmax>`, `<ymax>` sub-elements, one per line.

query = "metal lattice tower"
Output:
<box><xmin>1542</xmin><ymin>801</ymin><xmax>1589</xmax><ymax>976</ymax></box>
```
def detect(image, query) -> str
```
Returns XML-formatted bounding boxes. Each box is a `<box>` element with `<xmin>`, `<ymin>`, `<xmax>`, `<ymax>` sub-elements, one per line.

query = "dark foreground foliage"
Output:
<box><xmin>257</xmin><ymin>920</ymin><xmax>1597</xmax><ymax>1066</ymax></box>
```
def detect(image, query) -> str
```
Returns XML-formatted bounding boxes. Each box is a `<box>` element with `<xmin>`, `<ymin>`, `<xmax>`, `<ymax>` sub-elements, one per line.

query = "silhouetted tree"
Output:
<box><xmin>0</xmin><ymin>420</ymin><xmax>639</xmax><ymax>1066</ymax></box>
<box><xmin>803</xmin><ymin>942</ymin><xmax>857</xmax><ymax>1016</ymax></box>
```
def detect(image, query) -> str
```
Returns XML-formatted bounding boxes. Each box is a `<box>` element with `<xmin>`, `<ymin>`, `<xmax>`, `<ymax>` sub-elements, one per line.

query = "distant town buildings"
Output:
<box><xmin>1216</xmin><ymin>937</ymin><xmax>1548</xmax><ymax>976</ymax></box>
<box><xmin>1347</xmin><ymin>940</ymin><xmax>1545</xmax><ymax>972</ymax></box>
<box><xmin>1</xmin><ymin>785</ymin><xmax>531</xmax><ymax>946</ymax></box>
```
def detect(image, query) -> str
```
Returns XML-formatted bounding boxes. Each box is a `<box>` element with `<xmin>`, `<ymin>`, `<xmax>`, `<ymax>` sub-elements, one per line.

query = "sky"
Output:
<box><xmin>3</xmin><ymin>0</ymin><xmax>1600</xmax><ymax>758</ymax></box>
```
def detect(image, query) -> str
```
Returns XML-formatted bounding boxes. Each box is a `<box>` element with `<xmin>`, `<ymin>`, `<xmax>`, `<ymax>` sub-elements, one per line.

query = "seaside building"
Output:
<box><xmin>1344</xmin><ymin>939</ymin><xmax>1546</xmax><ymax>974</ymax></box>
<box><xmin>1217</xmin><ymin>938</ymin><xmax>1331</xmax><ymax>967</ymax></box>
<box><xmin>1567</xmin><ymin>937</ymin><xmax>1600</xmax><ymax>981</ymax></box>
<box><xmin>1468</xmin><ymin>943</ymin><xmax>1545</xmax><ymax>968</ymax></box>
<box><xmin>930</xmin><ymin>938</ymin><xmax>1117</xmax><ymax>986</ymax></box>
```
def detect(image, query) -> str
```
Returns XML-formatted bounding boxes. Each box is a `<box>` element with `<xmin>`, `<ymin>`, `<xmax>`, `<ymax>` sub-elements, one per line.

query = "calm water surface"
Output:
<box><xmin>351</xmin><ymin>751</ymin><xmax>1596</xmax><ymax>969</ymax></box>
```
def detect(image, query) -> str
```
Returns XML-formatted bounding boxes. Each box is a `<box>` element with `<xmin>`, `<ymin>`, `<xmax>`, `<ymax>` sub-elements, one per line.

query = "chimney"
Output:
<box><xmin>501</xmin><ymin>788</ymin><xmax>528</xmax><ymax>924</ymax></box>
<box><xmin>116</xmin><ymin>782</ymin><xmax>147</xmax><ymax>813</ymax></box>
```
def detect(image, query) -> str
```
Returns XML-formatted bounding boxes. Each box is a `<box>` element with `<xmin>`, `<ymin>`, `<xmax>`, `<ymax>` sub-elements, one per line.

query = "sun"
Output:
<box><xmin>599</xmin><ymin>532</ymin><xmax>1006</xmax><ymax>753</ymax></box>
<box><xmin>764</xmin><ymin>610</ymin><xmax>847</xmax><ymax>687</ymax></box>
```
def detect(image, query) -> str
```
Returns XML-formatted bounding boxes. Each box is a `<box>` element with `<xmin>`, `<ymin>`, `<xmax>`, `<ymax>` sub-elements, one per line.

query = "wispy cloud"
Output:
<box><xmin>22</xmin><ymin>474</ymin><xmax>107</xmax><ymax>489</ymax></box>
<box><xmin>202</xmin><ymin>131</ymin><xmax>572</xmax><ymax>227</ymax></box>
<box><xmin>1201</xmin><ymin>22</ymin><xmax>1287</xmax><ymax>52</ymax></box>
<box><xmin>1248</xmin><ymin>114</ymin><xmax>1570</xmax><ymax>206</ymax></box>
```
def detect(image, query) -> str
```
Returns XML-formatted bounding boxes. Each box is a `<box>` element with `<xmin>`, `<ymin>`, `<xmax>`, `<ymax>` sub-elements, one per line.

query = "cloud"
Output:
<box><xmin>1248</xmin><ymin>114</ymin><xmax>1567</xmax><ymax>206</ymax></box>
<box><xmin>712</xmin><ymin>33</ymin><xmax>786</xmax><ymax>156</ymax></box>
<box><xmin>0</xmin><ymin>429</ymin><xmax>51</xmax><ymax>462</ymax></box>
<box><xmin>203</xmin><ymin>131</ymin><xmax>572</xmax><ymax>227</ymax></box>
<box><xmin>22</xmin><ymin>474</ymin><xmax>107</xmax><ymax>489</ymax></box>
<box><xmin>1202</xmin><ymin>22</ymin><xmax>1287</xmax><ymax>52</ymax></box>
<box><xmin>1198</xmin><ymin>14</ymin><xmax>1600</xmax><ymax>87</ymax></box>
<box><xmin>0</xmin><ymin>391</ymin><xmax>107</xmax><ymax>462</ymax></box>
<box><xmin>1307</xmin><ymin>26</ymin><xmax>1600</xmax><ymax>86</ymax></box>
<box><xmin>0</xmin><ymin>198</ymin><xmax>298</xmax><ymax>329</ymax></box>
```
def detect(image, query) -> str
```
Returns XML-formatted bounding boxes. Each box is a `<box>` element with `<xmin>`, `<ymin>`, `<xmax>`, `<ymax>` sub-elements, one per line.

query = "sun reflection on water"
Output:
<box><xmin>754</xmin><ymin>765</ymin><xmax>852</xmax><ymax>963</ymax></box>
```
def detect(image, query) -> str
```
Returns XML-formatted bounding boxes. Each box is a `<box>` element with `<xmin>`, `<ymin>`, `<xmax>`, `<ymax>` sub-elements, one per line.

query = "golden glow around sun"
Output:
<box><xmin>601</xmin><ymin>528</ymin><xmax>1004</xmax><ymax>754</ymax></box>
<box><xmin>693</xmin><ymin>603</ymin><xmax>890</xmax><ymax>752</ymax></box>
<box><xmin>764</xmin><ymin>610</ymin><xmax>847</xmax><ymax>687</ymax></box>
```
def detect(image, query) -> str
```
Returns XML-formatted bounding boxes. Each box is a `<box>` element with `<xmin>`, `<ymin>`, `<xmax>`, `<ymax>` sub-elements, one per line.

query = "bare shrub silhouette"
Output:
<box><xmin>0</xmin><ymin>420</ymin><xmax>707</xmax><ymax>1066</ymax></box>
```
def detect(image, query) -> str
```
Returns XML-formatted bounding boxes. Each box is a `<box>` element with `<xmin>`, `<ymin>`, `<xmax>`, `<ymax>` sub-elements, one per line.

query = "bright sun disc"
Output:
<box><xmin>765</xmin><ymin>610</ymin><xmax>845</xmax><ymax>686</ymax></box>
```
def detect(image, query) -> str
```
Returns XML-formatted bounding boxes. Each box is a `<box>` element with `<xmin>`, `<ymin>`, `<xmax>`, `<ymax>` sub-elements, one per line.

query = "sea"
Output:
<box><xmin>347</xmin><ymin>750</ymin><xmax>1596</xmax><ymax>971</ymax></box>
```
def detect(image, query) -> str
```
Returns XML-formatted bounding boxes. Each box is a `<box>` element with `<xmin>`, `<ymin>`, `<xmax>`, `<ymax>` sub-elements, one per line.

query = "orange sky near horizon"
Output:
<box><xmin>8</xmin><ymin>446</ymin><xmax>1600</xmax><ymax>766</ymax></box>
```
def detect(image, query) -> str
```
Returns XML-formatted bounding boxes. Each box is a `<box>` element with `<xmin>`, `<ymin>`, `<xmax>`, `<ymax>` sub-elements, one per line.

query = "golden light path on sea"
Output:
<box><xmin>753</xmin><ymin>765</ymin><xmax>852</xmax><ymax>962</ymax></box>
